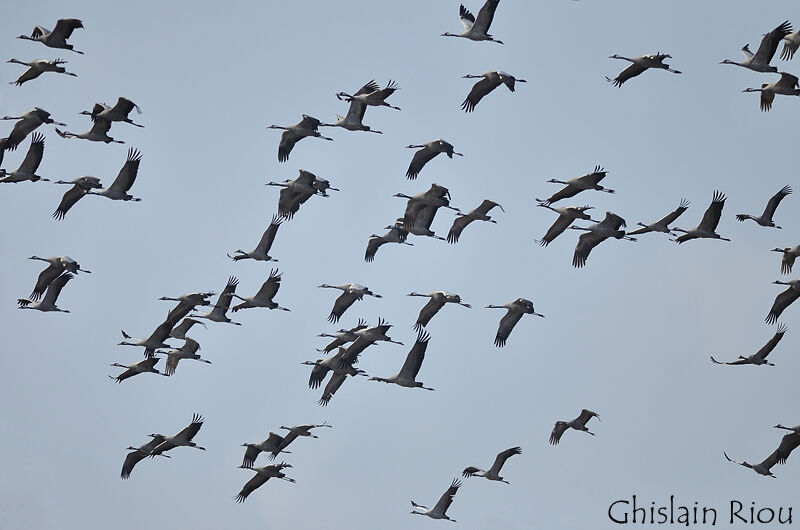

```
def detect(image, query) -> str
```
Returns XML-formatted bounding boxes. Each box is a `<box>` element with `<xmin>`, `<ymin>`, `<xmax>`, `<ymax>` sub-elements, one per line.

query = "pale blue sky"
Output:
<box><xmin>1</xmin><ymin>1</ymin><xmax>799</xmax><ymax>529</ymax></box>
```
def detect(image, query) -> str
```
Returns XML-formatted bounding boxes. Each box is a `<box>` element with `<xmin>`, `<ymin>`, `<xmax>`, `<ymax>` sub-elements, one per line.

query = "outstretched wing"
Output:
<box><xmin>762</xmin><ymin>185</ymin><xmax>792</xmax><ymax>221</ymax></box>
<box><xmin>175</xmin><ymin>413</ymin><xmax>204</xmax><ymax>442</ymax></box>
<box><xmin>473</xmin><ymin>0</ymin><xmax>500</xmax><ymax>33</ymax></box>
<box><xmin>766</xmin><ymin>287</ymin><xmax>800</xmax><ymax>324</ymax></box>
<box><xmin>447</xmin><ymin>215</ymin><xmax>474</xmax><ymax>243</ymax></box>
<box><xmin>494</xmin><ymin>310</ymin><xmax>523</xmax><ymax>347</ymax></box>
<box><xmin>461</xmin><ymin>76</ymin><xmax>500</xmax><ymax>112</ymax></box>
<box><xmin>398</xmin><ymin>330</ymin><xmax>430</xmax><ymax>379</ymax></box>
<box><xmin>549</xmin><ymin>422</ymin><xmax>568</xmax><ymax>445</ymax></box>
<box><xmin>53</xmin><ymin>184</ymin><xmax>90</xmax><ymax>220</ymax></box>
<box><xmin>16</xmin><ymin>132</ymin><xmax>45</xmax><ymax>174</ymax></box>
<box><xmin>753</xmin><ymin>20</ymin><xmax>792</xmax><ymax>65</ymax></box>
<box><xmin>753</xmin><ymin>323</ymin><xmax>787</xmax><ymax>360</ymax></box>
<box><xmin>42</xmin><ymin>272</ymin><xmax>73</xmax><ymax>306</ymax></box>
<box><xmin>51</xmin><ymin>18</ymin><xmax>83</xmax><ymax>42</ymax></box>
<box><xmin>254</xmin><ymin>269</ymin><xmax>282</xmax><ymax>302</ymax></box>
<box><xmin>31</xmin><ymin>261</ymin><xmax>63</xmax><ymax>300</ymax></box>
<box><xmin>109</xmin><ymin>148</ymin><xmax>141</xmax><ymax>194</ymax></box>
<box><xmin>235</xmin><ymin>472</ymin><xmax>270</xmax><ymax>502</ymax></box>
<box><xmin>572</xmin><ymin>231</ymin><xmax>606</xmax><ymax>268</ymax></box>
<box><xmin>278</xmin><ymin>130</ymin><xmax>301</xmax><ymax>163</ymax></box>
<box><xmin>775</xmin><ymin>432</ymin><xmax>800</xmax><ymax>465</ymax></box>
<box><xmin>432</xmin><ymin>478</ymin><xmax>461</xmax><ymax>515</ymax></box>
<box><xmin>538</xmin><ymin>213</ymin><xmax>572</xmax><ymax>246</ymax></box>
<box><xmin>698</xmin><ymin>191</ymin><xmax>725</xmax><ymax>232</ymax></box>
<box><xmin>406</xmin><ymin>147</ymin><xmax>438</xmax><ymax>180</ymax></box>
<box><xmin>255</xmin><ymin>216</ymin><xmax>281</xmax><ymax>255</ymax></box>
<box><xmin>415</xmin><ymin>298</ymin><xmax>446</xmax><ymax>329</ymax></box>
<box><xmin>610</xmin><ymin>63</ymin><xmax>647</xmax><ymax>87</ymax></box>
<box><xmin>318</xmin><ymin>371</ymin><xmax>347</xmax><ymax>406</ymax></box>
<box><xmin>489</xmin><ymin>446</ymin><xmax>522</xmax><ymax>475</ymax></box>
<box><xmin>328</xmin><ymin>291</ymin><xmax>358</xmax><ymax>323</ymax></box>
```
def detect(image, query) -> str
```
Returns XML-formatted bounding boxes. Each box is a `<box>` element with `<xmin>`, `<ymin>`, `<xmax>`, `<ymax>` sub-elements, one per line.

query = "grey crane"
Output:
<box><xmin>319</xmin><ymin>283</ymin><xmax>381</xmax><ymax>323</ymax></box>
<box><xmin>316</xmin><ymin>319</ymin><xmax>368</xmax><ymax>353</ymax></box>
<box><xmin>56</xmin><ymin>116</ymin><xmax>123</xmax><ymax>144</ymax></box>
<box><xmin>302</xmin><ymin>347</ymin><xmax>368</xmax><ymax>390</ymax></box>
<box><xmin>447</xmin><ymin>199</ymin><xmax>503</xmax><ymax>243</ymax></box>
<box><xmin>241</xmin><ymin>433</ymin><xmax>292</xmax><ymax>467</ymax></box>
<box><xmin>781</xmin><ymin>31</ymin><xmax>800</xmax><ymax>60</ymax></box>
<box><xmin>721</xmin><ymin>21</ymin><xmax>792</xmax><ymax>73</ymax></box>
<box><xmin>462</xmin><ymin>446</ymin><xmax>522</xmax><ymax>483</ymax></box>
<box><xmin>442</xmin><ymin>0</ymin><xmax>503</xmax><ymax>44</ymax></box>
<box><xmin>267</xmin><ymin>169</ymin><xmax>332</xmax><ymax>220</ymax></box>
<box><xmin>606</xmin><ymin>53</ymin><xmax>681</xmax><ymax>87</ymax></box>
<box><xmin>0</xmin><ymin>107</ymin><xmax>66</xmax><ymax>151</ymax></box>
<box><xmin>158</xmin><ymin>292</ymin><xmax>216</xmax><ymax>307</ymax></box>
<box><xmin>711</xmin><ymin>323</ymin><xmax>787</xmax><ymax>366</ymax></box>
<box><xmin>118</xmin><ymin>322</ymin><xmax>174</xmax><ymax>358</ymax></box>
<box><xmin>278</xmin><ymin>423</ymin><xmax>332</xmax><ymax>449</ymax></box>
<box><xmin>27</xmin><ymin>255</ymin><xmax>89</xmax><ymax>301</ymax></box>
<box><xmin>169</xmin><ymin>318</ymin><xmax>207</xmax><ymax>340</ymax></box>
<box><xmin>159</xmin><ymin>292</ymin><xmax>216</xmax><ymax>327</ymax></box>
<box><xmin>109</xmin><ymin>357</ymin><xmax>167</xmax><ymax>383</ymax></box>
<box><xmin>486</xmin><ymin>298</ymin><xmax>544</xmax><ymax>347</ymax></box>
<box><xmin>328</xmin><ymin>90</ymin><xmax>382</xmax><ymax>134</ymax></box>
<box><xmin>673</xmin><ymin>191</ymin><xmax>729</xmax><ymax>243</ymax></box>
<box><xmin>627</xmin><ymin>199</ymin><xmax>690</xmax><ymax>237</ymax></box>
<box><xmin>410</xmin><ymin>478</ymin><xmax>462</xmax><ymax>522</ymax></box>
<box><xmin>120</xmin><ymin>435</ymin><xmax>169</xmax><ymax>479</ymax></box>
<box><xmin>550</xmin><ymin>409</ymin><xmax>600</xmax><ymax>445</ymax></box>
<box><xmin>736</xmin><ymin>185</ymin><xmax>791</xmax><ymax>228</ymax></box>
<box><xmin>231</xmin><ymin>269</ymin><xmax>289</xmax><ymax>312</ymax></box>
<box><xmin>461</xmin><ymin>71</ymin><xmax>525</xmax><ymax>112</ymax></box>
<box><xmin>396</xmin><ymin>183</ymin><xmax>460</xmax><ymax>227</ymax></box>
<box><xmin>405</xmin><ymin>139</ymin><xmax>463</xmax><ymax>180</ymax></box>
<box><xmin>93</xmin><ymin>148</ymin><xmax>143</xmax><ymax>201</ymax></box>
<box><xmin>190</xmin><ymin>277</ymin><xmax>242</xmax><ymax>325</ymax></box>
<box><xmin>267</xmin><ymin>114</ymin><xmax>332</xmax><ymax>162</ymax></box>
<box><xmin>52</xmin><ymin>175</ymin><xmax>102</xmax><ymax>220</ymax></box>
<box><xmin>229</xmin><ymin>215</ymin><xmax>281</xmax><ymax>262</ymax></box>
<box><xmin>336</xmin><ymin>318</ymin><xmax>404</xmax><ymax>368</ymax></box>
<box><xmin>80</xmin><ymin>97</ymin><xmax>143</xmax><ymax>127</ymax></box>
<box><xmin>743</xmin><ymin>73</ymin><xmax>800</xmax><ymax>111</ymax></box>
<box><xmin>365</xmin><ymin>220</ymin><xmax>413</xmax><ymax>262</ymax></box>
<box><xmin>409</xmin><ymin>291</ymin><xmax>471</xmax><ymax>330</ymax></box>
<box><xmin>535</xmin><ymin>204</ymin><xmax>598</xmax><ymax>246</ymax></box>
<box><xmin>536</xmin><ymin>166</ymin><xmax>614</xmax><ymax>206</ymax></box>
<box><xmin>7</xmin><ymin>58</ymin><xmax>76</xmax><ymax>86</ymax></box>
<box><xmin>156</xmin><ymin>338</ymin><xmax>210</xmax><ymax>376</ymax></box>
<box><xmin>235</xmin><ymin>463</ymin><xmax>295</xmax><ymax>502</ymax></box>
<box><xmin>766</xmin><ymin>279</ymin><xmax>800</xmax><ymax>324</ymax></box>
<box><xmin>772</xmin><ymin>245</ymin><xmax>800</xmax><ymax>274</ymax></box>
<box><xmin>0</xmin><ymin>133</ymin><xmax>48</xmax><ymax>183</ymax></box>
<box><xmin>570</xmin><ymin>211</ymin><xmax>635</xmax><ymax>268</ymax></box>
<box><xmin>724</xmin><ymin>431</ymin><xmax>800</xmax><ymax>477</ymax></box>
<box><xmin>369</xmin><ymin>329</ymin><xmax>435</xmax><ymax>390</ymax></box>
<box><xmin>336</xmin><ymin>79</ymin><xmax>400</xmax><ymax>110</ymax></box>
<box><xmin>17</xmin><ymin>19</ymin><xmax>84</xmax><ymax>54</ymax></box>
<box><xmin>17</xmin><ymin>272</ymin><xmax>73</xmax><ymax>312</ymax></box>
<box><xmin>149</xmin><ymin>414</ymin><xmax>206</xmax><ymax>456</ymax></box>
<box><xmin>397</xmin><ymin>186</ymin><xmax>458</xmax><ymax>241</ymax></box>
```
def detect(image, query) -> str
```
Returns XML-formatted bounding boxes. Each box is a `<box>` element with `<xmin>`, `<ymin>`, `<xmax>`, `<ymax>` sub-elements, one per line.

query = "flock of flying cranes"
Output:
<box><xmin>3</xmin><ymin>0</ymin><xmax>800</xmax><ymax>523</ymax></box>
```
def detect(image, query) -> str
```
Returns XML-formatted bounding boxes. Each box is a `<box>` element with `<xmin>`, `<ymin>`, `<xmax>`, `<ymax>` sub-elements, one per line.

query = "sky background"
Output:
<box><xmin>1</xmin><ymin>1</ymin><xmax>799</xmax><ymax>528</ymax></box>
